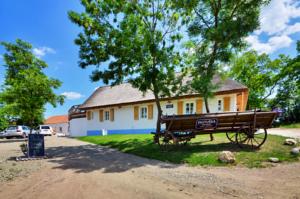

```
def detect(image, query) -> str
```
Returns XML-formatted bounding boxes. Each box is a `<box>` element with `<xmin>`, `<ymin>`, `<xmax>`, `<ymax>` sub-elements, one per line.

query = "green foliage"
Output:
<box><xmin>183</xmin><ymin>0</ymin><xmax>268</xmax><ymax>112</ymax></box>
<box><xmin>69</xmin><ymin>0</ymin><xmax>189</xmax><ymax>132</ymax></box>
<box><xmin>268</xmin><ymin>41</ymin><xmax>300</xmax><ymax>123</ymax></box>
<box><xmin>229</xmin><ymin>50</ymin><xmax>287</xmax><ymax>109</ymax></box>
<box><xmin>0</xmin><ymin>39</ymin><xmax>65</xmax><ymax>129</ymax></box>
<box><xmin>0</xmin><ymin>105</ymin><xmax>9</xmax><ymax>131</ymax></box>
<box><xmin>79</xmin><ymin>134</ymin><xmax>299</xmax><ymax>168</ymax></box>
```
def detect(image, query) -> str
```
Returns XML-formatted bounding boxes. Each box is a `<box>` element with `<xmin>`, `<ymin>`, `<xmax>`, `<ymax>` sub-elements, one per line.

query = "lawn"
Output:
<box><xmin>79</xmin><ymin>133</ymin><xmax>300</xmax><ymax>168</ymax></box>
<box><xmin>280</xmin><ymin>123</ymin><xmax>300</xmax><ymax>128</ymax></box>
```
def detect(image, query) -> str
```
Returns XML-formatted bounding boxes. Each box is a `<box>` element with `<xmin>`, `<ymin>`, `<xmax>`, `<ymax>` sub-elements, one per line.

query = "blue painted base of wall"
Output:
<box><xmin>86</xmin><ymin>128</ymin><xmax>156</xmax><ymax>136</ymax></box>
<box><xmin>87</xmin><ymin>130</ymin><xmax>101</xmax><ymax>136</ymax></box>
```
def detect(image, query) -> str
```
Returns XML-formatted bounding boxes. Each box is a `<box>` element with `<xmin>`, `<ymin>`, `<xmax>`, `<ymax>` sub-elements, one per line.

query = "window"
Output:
<box><xmin>218</xmin><ymin>100</ymin><xmax>222</xmax><ymax>111</ymax></box>
<box><xmin>41</xmin><ymin>126</ymin><xmax>50</xmax><ymax>129</ymax></box>
<box><xmin>104</xmin><ymin>111</ymin><xmax>110</xmax><ymax>121</ymax></box>
<box><xmin>7</xmin><ymin>126</ymin><xmax>17</xmax><ymax>130</ymax></box>
<box><xmin>166</xmin><ymin>104</ymin><xmax>173</xmax><ymax>109</ymax></box>
<box><xmin>140</xmin><ymin>107</ymin><xmax>147</xmax><ymax>119</ymax></box>
<box><xmin>87</xmin><ymin>111</ymin><xmax>94</xmax><ymax>120</ymax></box>
<box><xmin>59</xmin><ymin>127</ymin><xmax>63</xmax><ymax>132</ymax></box>
<box><xmin>185</xmin><ymin>103</ymin><xmax>194</xmax><ymax>114</ymax></box>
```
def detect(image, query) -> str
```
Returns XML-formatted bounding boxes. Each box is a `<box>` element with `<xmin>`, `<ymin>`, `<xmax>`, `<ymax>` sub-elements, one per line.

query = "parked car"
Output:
<box><xmin>36</xmin><ymin>125</ymin><xmax>53</xmax><ymax>136</ymax></box>
<box><xmin>1</xmin><ymin>125</ymin><xmax>31</xmax><ymax>138</ymax></box>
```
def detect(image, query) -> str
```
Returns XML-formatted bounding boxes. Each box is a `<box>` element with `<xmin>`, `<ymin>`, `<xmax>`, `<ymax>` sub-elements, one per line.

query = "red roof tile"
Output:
<box><xmin>44</xmin><ymin>115</ymin><xmax>68</xmax><ymax>124</ymax></box>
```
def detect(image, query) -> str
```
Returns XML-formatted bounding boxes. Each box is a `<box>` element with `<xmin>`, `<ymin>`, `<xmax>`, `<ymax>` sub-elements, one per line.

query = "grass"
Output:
<box><xmin>78</xmin><ymin>133</ymin><xmax>300</xmax><ymax>168</ymax></box>
<box><xmin>280</xmin><ymin>123</ymin><xmax>300</xmax><ymax>129</ymax></box>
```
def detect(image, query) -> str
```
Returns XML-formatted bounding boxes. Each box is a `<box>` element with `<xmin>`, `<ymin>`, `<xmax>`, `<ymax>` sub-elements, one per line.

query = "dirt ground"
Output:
<box><xmin>0</xmin><ymin>136</ymin><xmax>300</xmax><ymax>199</ymax></box>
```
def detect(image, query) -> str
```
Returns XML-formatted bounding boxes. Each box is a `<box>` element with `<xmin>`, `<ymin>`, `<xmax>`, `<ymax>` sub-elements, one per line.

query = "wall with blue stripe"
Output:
<box><xmin>86</xmin><ymin>128</ymin><xmax>156</xmax><ymax>136</ymax></box>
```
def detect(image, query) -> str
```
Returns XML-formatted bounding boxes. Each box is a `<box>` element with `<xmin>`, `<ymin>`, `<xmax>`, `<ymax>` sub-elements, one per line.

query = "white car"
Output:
<box><xmin>1</xmin><ymin>125</ymin><xmax>31</xmax><ymax>138</ymax></box>
<box><xmin>37</xmin><ymin>125</ymin><xmax>53</xmax><ymax>136</ymax></box>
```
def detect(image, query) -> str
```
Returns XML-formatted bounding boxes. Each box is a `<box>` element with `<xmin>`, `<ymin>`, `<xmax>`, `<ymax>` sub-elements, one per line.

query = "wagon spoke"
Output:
<box><xmin>253</xmin><ymin>138</ymin><xmax>261</xmax><ymax>146</ymax></box>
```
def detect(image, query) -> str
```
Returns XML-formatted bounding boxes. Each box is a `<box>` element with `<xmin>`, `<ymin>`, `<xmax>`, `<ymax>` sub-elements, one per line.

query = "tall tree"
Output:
<box><xmin>184</xmin><ymin>0</ymin><xmax>268</xmax><ymax>113</ymax></box>
<box><xmin>269</xmin><ymin>41</ymin><xmax>300</xmax><ymax>123</ymax></box>
<box><xmin>0</xmin><ymin>39</ymin><xmax>64</xmax><ymax>131</ymax></box>
<box><xmin>229</xmin><ymin>50</ymin><xmax>286</xmax><ymax>109</ymax></box>
<box><xmin>69</xmin><ymin>0</ymin><xmax>188</xmax><ymax>133</ymax></box>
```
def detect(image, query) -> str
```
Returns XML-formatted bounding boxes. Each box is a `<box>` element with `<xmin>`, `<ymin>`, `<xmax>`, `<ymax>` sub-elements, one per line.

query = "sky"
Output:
<box><xmin>0</xmin><ymin>0</ymin><xmax>300</xmax><ymax>119</ymax></box>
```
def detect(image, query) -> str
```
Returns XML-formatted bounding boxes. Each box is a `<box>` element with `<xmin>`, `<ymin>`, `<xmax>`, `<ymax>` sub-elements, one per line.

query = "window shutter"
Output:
<box><xmin>110</xmin><ymin>108</ymin><xmax>114</xmax><ymax>121</ymax></box>
<box><xmin>196</xmin><ymin>99</ymin><xmax>203</xmax><ymax>114</ymax></box>
<box><xmin>148</xmin><ymin>104</ymin><xmax>153</xmax><ymax>119</ymax></box>
<box><xmin>134</xmin><ymin>106</ymin><xmax>139</xmax><ymax>120</ymax></box>
<box><xmin>177</xmin><ymin>101</ymin><xmax>183</xmax><ymax>115</ymax></box>
<box><xmin>86</xmin><ymin>111</ymin><xmax>91</xmax><ymax>120</ymax></box>
<box><xmin>223</xmin><ymin>97</ymin><xmax>230</xmax><ymax>112</ymax></box>
<box><xmin>99</xmin><ymin>110</ymin><xmax>103</xmax><ymax>122</ymax></box>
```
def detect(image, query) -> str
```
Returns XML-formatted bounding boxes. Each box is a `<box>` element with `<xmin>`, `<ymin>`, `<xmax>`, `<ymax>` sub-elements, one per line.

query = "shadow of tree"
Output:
<box><xmin>45</xmin><ymin>143</ymin><xmax>178</xmax><ymax>174</ymax></box>
<box><xmin>44</xmin><ymin>136</ymin><xmax>259</xmax><ymax>174</ymax></box>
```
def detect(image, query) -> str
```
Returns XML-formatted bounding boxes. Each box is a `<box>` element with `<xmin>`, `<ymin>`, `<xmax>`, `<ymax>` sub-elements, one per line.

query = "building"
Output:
<box><xmin>68</xmin><ymin>105</ymin><xmax>86</xmax><ymax>137</ymax></box>
<box><xmin>69</xmin><ymin>76</ymin><xmax>248</xmax><ymax>137</ymax></box>
<box><xmin>44</xmin><ymin>115</ymin><xmax>69</xmax><ymax>135</ymax></box>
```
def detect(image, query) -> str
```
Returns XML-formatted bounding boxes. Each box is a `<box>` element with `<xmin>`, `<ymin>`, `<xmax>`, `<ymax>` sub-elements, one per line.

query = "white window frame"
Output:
<box><xmin>104</xmin><ymin>111</ymin><xmax>110</xmax><ymax>121</ymax></box>
<box><xmin>217</xmin><ymin>99</ymin><xmax>223</xmax><ymax>112</ymax></box>
<box><xmin>140</xmin><ymin>107</ymin><xmax>148</xmax><ymax>119</ymax></box>
<box><xmin>185</xmin><ymin>102</ymin><xmax>195</xmax><ymax>114</ymax></box>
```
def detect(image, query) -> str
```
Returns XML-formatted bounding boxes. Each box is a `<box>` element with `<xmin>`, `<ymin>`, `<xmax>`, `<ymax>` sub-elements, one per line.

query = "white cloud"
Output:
<box><xmin>246</xmin><ymin>35</ymin><xmax>292</xmax><ymax>54</ymax></box>
<box><xmin>246</xmin><ymin>0</ymin><xmax>300</xmax><ymax>54</ymax></box>
<box><xmin>33</xmin><ymin>47</ymin><xmax>56</xmax><ymax>58</ymax></box>
<box><xmin>61</xmin><ymin>92</ymin><xmax>84</xmax><ymax>100</ymax></box>
<box><xmin>258</xmin><ymin>0</ymin><xmax>300</xmax><ymax>35</ymax></box>
<box><xmin>283</xmin><ymin>22</ymin><xmax>300</xmax><ymax>35</ymax></box>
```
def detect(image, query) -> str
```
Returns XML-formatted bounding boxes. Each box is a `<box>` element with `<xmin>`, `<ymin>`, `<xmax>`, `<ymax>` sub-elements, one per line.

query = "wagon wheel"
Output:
<box><xmin>226</xmin><ymin>132</ymin><xmax>237</xmax><ymax>143</ymax></box>
<box><xmin>236</xmin><ymin>128</ymin><xmax>267</xmax><ymax>149</ymax></box>
<box><xmin>157</xmin><ymin>133</ymin><xmax>171</xmax><ymax>148</ymax></box>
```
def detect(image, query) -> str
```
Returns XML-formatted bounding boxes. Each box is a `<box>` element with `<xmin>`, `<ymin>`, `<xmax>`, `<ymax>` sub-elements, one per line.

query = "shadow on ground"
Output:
<box><xmin>44</xmin><ymin>137</ymin><xmax>255</xmax><ymax>174</ymax></box>
<box><xmin>45</xmin><ymin>143</ymin><xmax>178</xmax><ymax>174</ymax></box>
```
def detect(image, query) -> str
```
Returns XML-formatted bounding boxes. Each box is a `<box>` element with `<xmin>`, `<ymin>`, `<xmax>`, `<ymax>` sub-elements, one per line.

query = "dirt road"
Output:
<box><xmin>0</xmin><ymin>136</ymin><xmax>299</xmax><ymax>199</ymax></box>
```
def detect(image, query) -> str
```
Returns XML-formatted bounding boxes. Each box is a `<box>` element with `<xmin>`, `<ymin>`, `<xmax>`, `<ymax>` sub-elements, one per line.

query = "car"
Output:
<box><xmin>1</xmin><ymin>125</ymin><xmax>31</xmax><ymax>138</ymax></box>
<box><xmin>37</xmin><ymin>125</ymin><xmax>53</xmax><ymax>136</ymax></box>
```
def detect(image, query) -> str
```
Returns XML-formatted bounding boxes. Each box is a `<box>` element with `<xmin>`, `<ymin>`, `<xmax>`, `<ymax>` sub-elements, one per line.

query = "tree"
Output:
<box><xmin>184</xmin><ymin>0</ymin><xmax>268</xmax><ymax>113</ymax></box>
<box><xmin>68</xmin><ymin>0</ymin><xmax>188</xmax><ymax>133</ymax></box>
<box><xmin>0</xmin><ymin>39</ymin><xmax>64</xmax><ymax>132</ymax></box>
<box><xmin>0</xmin><ymin>104</ymin><xmax>9</xmax><ymax>131</ymax></box>
<box><xmin>268</xmin><ymin>41</ymin><xmax>300</xmax><ymax>123</ymax></box>
<box><xmin>229</xmin><ymin>50</ymin><xmax>286</xmax><ymax>109</ymax></box>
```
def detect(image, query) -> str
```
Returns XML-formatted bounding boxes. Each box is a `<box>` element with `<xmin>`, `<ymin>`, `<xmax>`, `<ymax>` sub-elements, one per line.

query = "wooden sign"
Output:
<box><xmin>195</xmin><ymin>118</ymin><xmax>218</xmax><ymax>130</ymax></box>
<box><xmin>28</xmin><ymin>134</ymin><xmax>45</xmax><ymax>157</ymax></box>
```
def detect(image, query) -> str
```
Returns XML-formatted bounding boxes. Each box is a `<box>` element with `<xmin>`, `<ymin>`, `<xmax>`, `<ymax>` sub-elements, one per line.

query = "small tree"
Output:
<box><xmin>229</xmin><ymin>50</ymin><xmax>286</xmax><ymax>109</ymax></box>
<box><xmin>184</xmin><ymin>0</ymin><xmax>268</xmax><ymax>113</ymax></box>
<box><xmin>269</xmin><ymin>41</ymin><xmax>300</xmax><ymax>123</ymax></box>
<box><xmin>0</xmin><ymin>39</ymin><xmax>64</xmax><ymax>132</ymax></box>
<box><xmin>69</xmin><ymin>0</ymin><xmax>188</xmax><ymax>133</ymax></box>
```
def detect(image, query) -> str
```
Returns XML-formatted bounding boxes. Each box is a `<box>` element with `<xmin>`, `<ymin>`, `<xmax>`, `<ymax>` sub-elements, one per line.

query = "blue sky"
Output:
<box><xmin>0</xmin><ymin>0</ymin><xmax>300</xmax><ymax>119</ymax></box>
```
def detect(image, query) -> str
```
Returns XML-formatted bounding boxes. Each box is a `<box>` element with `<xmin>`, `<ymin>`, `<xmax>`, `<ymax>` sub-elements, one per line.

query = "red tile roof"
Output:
<box><xmin>44</xmin><ymin>115</ymin><xmax>68</xmax><ymax>124</ymax></box>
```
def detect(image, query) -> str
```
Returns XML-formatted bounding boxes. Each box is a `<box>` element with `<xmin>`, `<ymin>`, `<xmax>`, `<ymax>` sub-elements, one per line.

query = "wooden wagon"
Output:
<box><xmin>153</xmin><ymin>111</ymin><xmax>277</xmax><ymax>149</ymax></box>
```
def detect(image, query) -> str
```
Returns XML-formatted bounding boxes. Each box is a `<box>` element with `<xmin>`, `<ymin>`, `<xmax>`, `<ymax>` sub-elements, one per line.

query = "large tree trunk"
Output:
<box><xmin>204</xmin><ymin>96</ymin><xmax>214</xmax><ymax>141</ymax></box>
<box><xmin>154</xmin><ymin>92</ymin><xmax>162</xmax><ymax>134</ymax></box>
<box><xmin>204</xmin><ymin>97</ymin><xmax>210</xmax><ymax>113</ymax></box>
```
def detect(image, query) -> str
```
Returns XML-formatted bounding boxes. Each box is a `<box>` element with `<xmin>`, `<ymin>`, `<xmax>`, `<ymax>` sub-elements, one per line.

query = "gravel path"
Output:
<box><xmin>268</xmin><ymin>128</ymin><xmax>300</xmax><ymax>138</ymax></box>
<box><xmin>0</xmin><ymin>136</ymin><xmax>300</xmax><ymax>199</ymax></box>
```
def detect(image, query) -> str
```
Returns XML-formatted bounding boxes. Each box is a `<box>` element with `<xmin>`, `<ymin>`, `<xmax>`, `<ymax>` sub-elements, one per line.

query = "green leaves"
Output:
<box><xmin>69</xmin><ymin>0</ymin><xmax>187</xmax><ymax>99</ymax></box>
<box><xmin>184</xmin><ymin>0</ymin><xmax>268</xmax><ymax>112</ymax></box>
<box><xmin>0</xmin><ymin>39</ymin><xmax>65</xmax><ymax>128</ymax></box>
<box><xmin>229</xmin><ymin>50</ymin><xmax>289</xmax><ymax>109</ymax></box>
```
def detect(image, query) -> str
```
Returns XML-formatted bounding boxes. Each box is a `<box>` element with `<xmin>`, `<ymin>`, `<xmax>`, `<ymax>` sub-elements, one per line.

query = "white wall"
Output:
<box><xmin>69</xmin><ymin>118</ymin><xmax>87</xmax><ymax>137</ymax></box>
<box><xmin>48</xmin><ymin>123</ymin><xmax>69</xmax><ymax>135</ymax></box>
<box><xmin>84</xmin><ymin>94</ymin><xmax>237</xmax><ymax>133</ymax></box>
